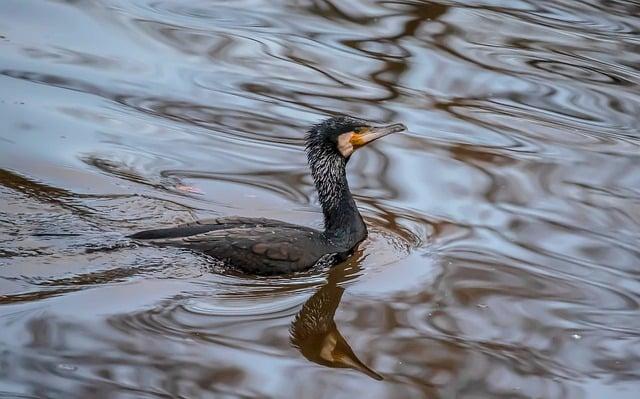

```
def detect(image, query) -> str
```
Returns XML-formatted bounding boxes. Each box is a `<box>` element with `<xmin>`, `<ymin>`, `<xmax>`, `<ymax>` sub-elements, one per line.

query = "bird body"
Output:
<box><xmin>129</xmin><ymin>116</ymin><xmax>406</xmax><ymax>274</ymax></box>
<box><xmin>130</xmin><ymin>216</ymin><xmax>338</xmax><ymax>274</ymax></box>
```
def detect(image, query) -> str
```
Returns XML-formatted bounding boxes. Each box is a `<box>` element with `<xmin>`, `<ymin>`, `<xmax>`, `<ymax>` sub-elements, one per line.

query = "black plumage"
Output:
<box><xmin>129</xmin><ymin>116</ymin><xmax>406</xmax><ymax>274</ymax></box>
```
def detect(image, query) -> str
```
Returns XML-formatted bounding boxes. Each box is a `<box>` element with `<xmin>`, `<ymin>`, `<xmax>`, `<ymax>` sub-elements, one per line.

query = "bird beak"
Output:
<box><xmin>350</xmin><ymin>123</ymin><xmax>407</xmax><ymax>148</ymax></box>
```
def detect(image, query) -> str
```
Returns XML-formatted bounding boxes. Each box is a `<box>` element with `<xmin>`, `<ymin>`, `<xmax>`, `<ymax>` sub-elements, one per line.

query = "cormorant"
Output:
<box><xmin>129</xmin><ymin>116</ymin><xmax>406</xmax><ymax>274</ymax></box>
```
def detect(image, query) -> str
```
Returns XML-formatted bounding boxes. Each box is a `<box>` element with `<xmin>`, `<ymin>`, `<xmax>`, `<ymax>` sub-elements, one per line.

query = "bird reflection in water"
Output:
<box><xmin>289</xmin><ymin>254</ymin><xmax>383</xmax><ymax>381</ymax></box>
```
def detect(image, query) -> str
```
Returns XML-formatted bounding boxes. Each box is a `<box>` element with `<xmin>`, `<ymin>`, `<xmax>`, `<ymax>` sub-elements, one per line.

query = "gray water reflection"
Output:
<box><xmin>1</xmin><ymin>0</ymin><xmax>639</xmax><ymax>398</ymax></box>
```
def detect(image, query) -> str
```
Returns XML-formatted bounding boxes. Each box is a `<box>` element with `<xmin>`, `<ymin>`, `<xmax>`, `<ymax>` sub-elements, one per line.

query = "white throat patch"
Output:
<box><xmin>337</xmin><ymin>132</ymin><xmax>354</xmax><ymax>157</ymax></box>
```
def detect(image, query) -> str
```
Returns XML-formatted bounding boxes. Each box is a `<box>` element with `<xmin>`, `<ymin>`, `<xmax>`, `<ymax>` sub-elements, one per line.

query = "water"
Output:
<box><xmin>1</xmin><ymin>0</ymin><xmax>639</xmax><ymax>397</ymax></box>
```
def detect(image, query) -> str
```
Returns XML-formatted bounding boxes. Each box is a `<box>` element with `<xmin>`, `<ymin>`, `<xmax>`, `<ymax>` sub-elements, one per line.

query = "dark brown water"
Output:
<box><xmin>1</xmin><ymin>0</ymin><xmax>639</xmax><ymax>398</ymax></box>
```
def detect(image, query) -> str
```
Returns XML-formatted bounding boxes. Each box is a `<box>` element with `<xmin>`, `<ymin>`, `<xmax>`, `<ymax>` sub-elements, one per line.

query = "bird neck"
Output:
<box><xmin>308</xmin><ymin>147</ymin><xmax>367</xmax><ymax>247</ymax></box>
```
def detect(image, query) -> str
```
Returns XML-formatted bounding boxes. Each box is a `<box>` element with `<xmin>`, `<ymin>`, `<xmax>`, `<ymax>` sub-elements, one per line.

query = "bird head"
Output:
<box><xmin>305</xmin><ymin>116</ymin><xmax>406</xmax><ymax>160</ymax></box>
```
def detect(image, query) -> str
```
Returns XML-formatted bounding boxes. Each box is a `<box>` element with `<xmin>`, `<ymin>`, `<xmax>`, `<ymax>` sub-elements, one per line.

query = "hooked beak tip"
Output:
<box><xmin>391</xmin><ymin>123</ymin><xmax>407</xmax><ymax>133</ymax></box>
<box><xmin>372</xmin><ymin>122</ymin><xmax>407</xmax><ymax>136</ymax></box>
<box><xmin>376</xmin><ymin>122</ymin><xmax>407</xmax><ymax>136</ymax></box>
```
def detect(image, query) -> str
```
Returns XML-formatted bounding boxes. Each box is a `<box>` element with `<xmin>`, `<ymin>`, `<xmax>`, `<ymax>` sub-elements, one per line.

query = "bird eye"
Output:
<box><xmin>353</xmin><ymin>127</ymin><xmax>364</xmax><ymax>133</ymax></box>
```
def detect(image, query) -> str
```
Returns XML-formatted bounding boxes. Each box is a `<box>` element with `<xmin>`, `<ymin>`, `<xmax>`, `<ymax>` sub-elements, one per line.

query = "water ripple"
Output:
<box><xmin>1</xmin><ymin>0</ymin><xmax>639</xmax><ymax>397</ymax></box>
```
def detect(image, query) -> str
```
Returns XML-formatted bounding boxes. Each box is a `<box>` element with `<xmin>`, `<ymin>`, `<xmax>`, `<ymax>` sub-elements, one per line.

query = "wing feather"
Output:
<box><xmin>131</xmin><ymin>222</ymin><xmax>327</xmax><ymax>274</ymax></box>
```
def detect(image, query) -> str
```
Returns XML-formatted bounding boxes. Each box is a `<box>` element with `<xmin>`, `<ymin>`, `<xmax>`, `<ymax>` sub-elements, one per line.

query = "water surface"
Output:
<box><xmin>1</xmin><ymin>0</ymin><xmax>639</xmax><ymax>398</ymax></box>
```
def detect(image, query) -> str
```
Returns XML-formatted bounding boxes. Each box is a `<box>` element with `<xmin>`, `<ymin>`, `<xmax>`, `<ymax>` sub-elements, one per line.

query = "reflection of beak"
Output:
<box><xmin>351</xmin><ymin>123</ymin><xmax>407</xmax><ymax>148</ymax></box>
<box><xmin>334</xmin><ymin>341</ymin><xmax>385</xmax><ymax>381</ymax></box>
<box><xmin>321</xmin><ymin>330</ymin><xmax>384</xmax><ymax>381</ymax></box>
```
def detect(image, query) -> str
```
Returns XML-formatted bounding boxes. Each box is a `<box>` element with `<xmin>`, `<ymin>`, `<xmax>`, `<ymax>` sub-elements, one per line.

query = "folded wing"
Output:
<box><xmin>130</xmin><ymin>217</ymin><xmax>327</xmax><ymax>274</ymax></box>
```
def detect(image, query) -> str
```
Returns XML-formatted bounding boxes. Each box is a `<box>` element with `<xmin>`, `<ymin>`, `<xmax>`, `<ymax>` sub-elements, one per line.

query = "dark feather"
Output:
<box><xmin>127</xmin><ymin>116</ymin><xmax>404</xmax><ymax>274</ymax></box>
<box><xmin>130</xmin><ymin>218</ymin><xmax>328</xmax><ymax>274</ymax></box>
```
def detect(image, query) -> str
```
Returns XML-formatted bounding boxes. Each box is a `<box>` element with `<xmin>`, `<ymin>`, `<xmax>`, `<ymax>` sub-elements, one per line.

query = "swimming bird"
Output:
<box><xmin>129</xmin><ymin>116</ymin><xmax>406</xmax><ymax>274</ymax></box>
